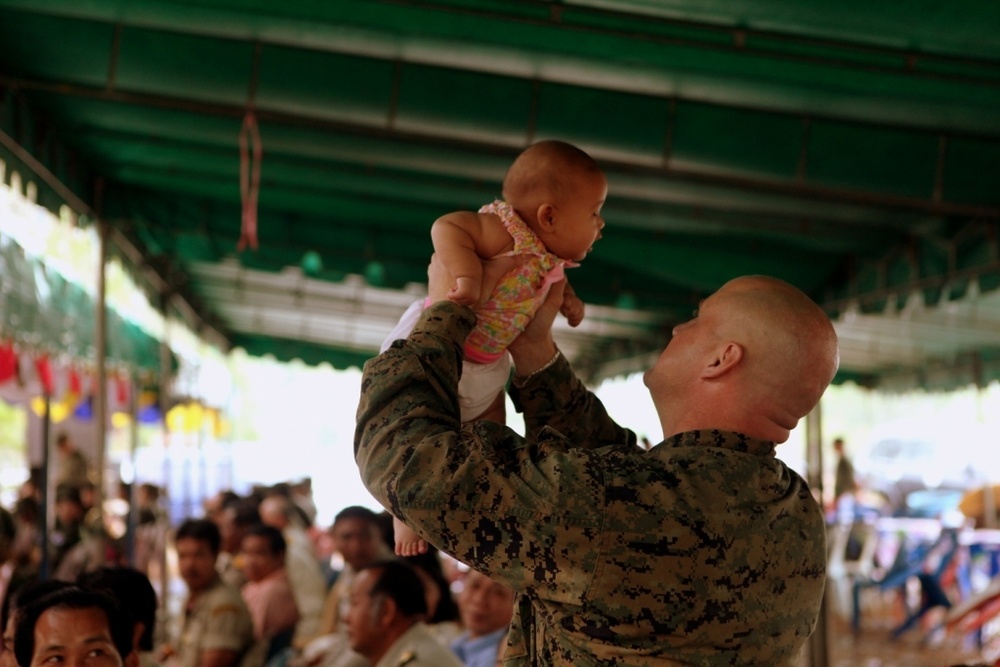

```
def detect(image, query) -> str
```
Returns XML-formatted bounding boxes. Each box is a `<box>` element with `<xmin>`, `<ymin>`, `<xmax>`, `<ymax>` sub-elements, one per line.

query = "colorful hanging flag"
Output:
<box><xmin>34</xmin><ymin>354</ymin><xmax>54</xmax><ymax>395</ymax></box>
<box><xmin>0</xmin><ymin>342</ymin><xmax>17</xmax><ymax>385</ymax></box>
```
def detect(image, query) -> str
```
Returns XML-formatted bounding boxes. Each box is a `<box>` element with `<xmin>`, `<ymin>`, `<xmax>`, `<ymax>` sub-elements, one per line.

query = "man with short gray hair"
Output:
<box><xmin>345</xmin><ymin>561</ymin><xmax>460</xmax><ymax>667</ymax></box>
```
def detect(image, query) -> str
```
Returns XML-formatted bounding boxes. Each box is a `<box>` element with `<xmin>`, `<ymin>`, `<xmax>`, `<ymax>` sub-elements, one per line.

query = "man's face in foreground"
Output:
<box><xmin>29</xmin><ymin>607</ymin><xmax>122</xmax><ymax>667</ymax></box>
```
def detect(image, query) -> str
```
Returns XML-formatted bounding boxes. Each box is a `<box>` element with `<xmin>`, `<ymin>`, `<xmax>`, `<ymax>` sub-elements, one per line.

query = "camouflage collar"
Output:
<box><xmin>660</xmin><ymin>430</ymin><xmax>776</xmax><ymax>457</ymax></box>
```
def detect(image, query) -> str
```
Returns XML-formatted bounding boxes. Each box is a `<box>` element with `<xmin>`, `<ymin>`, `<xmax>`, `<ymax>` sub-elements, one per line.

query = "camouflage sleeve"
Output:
<box><xmin>355</xmin><ymin>301</ymin><xmax>606</xmax><ymax>601</ymax></box>
<box><xmin>509</xmin><ymin>353</ymin><xmax>637</xmax><ymax>450</ymax></box>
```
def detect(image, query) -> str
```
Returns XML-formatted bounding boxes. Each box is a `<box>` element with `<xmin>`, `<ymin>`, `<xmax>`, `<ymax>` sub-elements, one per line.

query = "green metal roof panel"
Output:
<box><xmin>671</xmin><ymin>101</ymin><xmax>802</xmax><ymax>178</ymax></box>
<box><xmin>0</xmin><ymin>11</ymin><xmax>112</xmax><ymax>87</ymax></box>
<box><xmin>535</xmin><ymin>83</ymin><xmax>670</xmax><ymax>159</ymax></box>
<box><xmin>2</xmin><ymin>0</ymin><xmax>1000</xmax><ymax>388</ymax></box>
<box><xmin>807</xmin><ymin>121</ymin><xmax>939</xmax><ymax>199</ymax></box>
<box><xmin>397</xmin><ymin>64</ymin><xmax>534</xmax><ymax>141</ymax></box>
<box><xmin>28</xmin><ymin>93</ymin><xmax>245</xmax><ymax>152</ymax></box>
<box><xmin>943</xmin><ymin>138</ymin><xmax>1000</xmax><ymax>207</ymax></box>
<box><xmin>256</xmin><ymin>45</ymin><xmax>396</xmax><ymax>123</ymax></box>
<box><xmin>587</xmin><ymin>0</ymin><xmax>1000</xmax><ymax>60</ymax></box>
<box><xmin>115</xmin><ymin>27</ymin><xmax>255</xmax><ymax>105</ymax></box>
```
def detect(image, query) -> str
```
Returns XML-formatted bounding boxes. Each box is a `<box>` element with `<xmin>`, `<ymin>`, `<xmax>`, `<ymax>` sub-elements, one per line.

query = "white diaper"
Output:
<box><xmin>456</xmin><ymin>354</ymin><xmax>510</xmax><ymax>421</ymax></box>
<box><xmin>380</xmin><ymin>300</ymin><xmax>426</xmax><ymax>354</ymax></box>
<box><xmin>381</xmin><ymin>300</ymin><xmax>510</xmax><ymax>421</ymax></box>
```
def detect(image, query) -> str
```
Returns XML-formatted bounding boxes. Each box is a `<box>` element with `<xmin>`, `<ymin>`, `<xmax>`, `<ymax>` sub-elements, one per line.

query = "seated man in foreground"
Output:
<box><xmin>345</xmin><ymin>560</ymin><xmax>461</xmax><ymax>667</ymax></box>
<box><xmin>13</xmin><ymin>586</ymin><xmax>132</xmax><ymax>667</ymax></box>
<box><xmin>355</xmin><ymin>271</ymin><xmax>839</xmax><ymax>666</ymax></box>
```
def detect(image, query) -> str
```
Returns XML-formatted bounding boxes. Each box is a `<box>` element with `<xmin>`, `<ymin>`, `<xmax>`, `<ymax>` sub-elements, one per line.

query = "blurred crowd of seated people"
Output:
<box><xmin>0</xmin><ymin>472</ymin><xmax>513</xmax><ymax>667</ymax></box>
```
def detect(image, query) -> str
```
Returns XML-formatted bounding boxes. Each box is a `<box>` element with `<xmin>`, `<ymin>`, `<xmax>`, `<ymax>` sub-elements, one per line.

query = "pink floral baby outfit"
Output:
<box><xmin>464</xmin><ymin>200</ymin><xmax>576</xmax><ymax>363</ymax></box>
<box><xmin>380</xmin><ymin>200</ymin><xmax>575</xmax><ymax>420</ymax></box>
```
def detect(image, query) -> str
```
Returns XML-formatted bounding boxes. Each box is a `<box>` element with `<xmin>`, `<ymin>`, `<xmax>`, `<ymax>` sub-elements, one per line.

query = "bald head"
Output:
<box><xmin>717</xmin><ymin>276</ymin><xmax>838</xmax><ymax>415</ymax></box>
<box><xmin>502</xmin><ymin>140</ymin><xmax>602</xmax><ymax>221</ymax></box>
<box><xmin>645</xmin><ymin>276</ymin><xmax>839</xmax><ymax>443</ymax></box>
<box><xmin>259</xmin><ymin>495</ymin><xmax>291</xmax><ymax>530</ymax></box>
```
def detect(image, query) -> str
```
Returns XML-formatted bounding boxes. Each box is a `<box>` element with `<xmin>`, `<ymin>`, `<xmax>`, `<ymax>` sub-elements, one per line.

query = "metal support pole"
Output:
<box><xmin>805</xmin><ymin>404</ymin><xmax>824</xmax><ymax>503</ymax></box>
<box><xmin>157</xmin><ymin>294</ymin><xmax>173</xmax><ymax>616</ymax></box>
<box><xmin>39</xmin><ymin>392</ymin><xmax>51</xmax><ymax>580</ymax></box>
<box><xmin>94</xmin><ymin>219</ymin><xmax>109</xmax><ymax>517</ymax></box>
<box><xmin>125</xmin><ymin>368</ymin><xmax>139</xmax><ymax>565</ymax></box>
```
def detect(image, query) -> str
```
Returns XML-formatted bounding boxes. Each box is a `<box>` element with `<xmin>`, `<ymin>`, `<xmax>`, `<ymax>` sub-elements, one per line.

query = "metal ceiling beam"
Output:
<box><xmin>76</xmin><ymin>124</ymin><xmax>928</xmax><ymax>235</ymax></box>
<box><xmin>107</xmin><ymin>183</ymin><xmax>701</xmax><ymax>309</ymax></box>
<box><xmin>4</xmin><ymin>0</ymin><xmax>998</xmax><ymax>84</ymax></box>
<box><xmin>400</xmin><ymin>0</ymin><xmax>1000</xmax><ymax>91</ymax></box>
<box><xmin>94</xmin><ymin>146</ymin><xmax>910</xmax><ymax>249</ymax></box>
<box><xmin>823</xmin><ymin>254</ymin><xmax>1000</xmax><ymax>315</ymax></box>
<box><xmin>408</xmin><ymin>0</ymin><xmax>1000</xmax><ymax>69</ymax></box>
<box><xmin>837</xmin><ymin>316</ymin><xmax>1000</xmax><ymax>348</ymax></box>
<box><xmin>5</xmin><ymin>3</ymin><xmax>1000</xmax><ymax>138</ymax></box>
<box><xmin>4</xmin><ymin>75</ymin><xmax>998</xmax><ymax>221</ymax></box>
<box><xmin>868</xmin><ymin>352</ymin><xmax>1000</xmax><ymax>391</ymax></box>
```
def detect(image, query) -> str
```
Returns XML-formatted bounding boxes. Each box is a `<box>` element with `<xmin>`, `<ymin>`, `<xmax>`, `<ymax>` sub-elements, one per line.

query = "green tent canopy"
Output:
<box><xmin>1</xmin><ymin>0</ymin><xmax>998</xmax><ymax>387</ymax></box>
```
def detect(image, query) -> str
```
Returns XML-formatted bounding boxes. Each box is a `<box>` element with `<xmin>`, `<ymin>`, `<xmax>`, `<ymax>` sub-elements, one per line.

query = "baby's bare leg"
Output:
<box><xmin>393</xmin><ymin>515</ymin><xmax>427</xmax><ymax>556</ymax></box>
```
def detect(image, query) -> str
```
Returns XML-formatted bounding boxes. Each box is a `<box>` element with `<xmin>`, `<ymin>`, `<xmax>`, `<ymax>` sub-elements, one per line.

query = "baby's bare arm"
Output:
<box><xmin>560</xmin><ymin>279</ymin><xmax>585</xmax><ymax>327</ymax></box>
<box><xmin>430</xmin><ymin>211</ymin><xmax>514</xmax><ymax>306</ymax></box>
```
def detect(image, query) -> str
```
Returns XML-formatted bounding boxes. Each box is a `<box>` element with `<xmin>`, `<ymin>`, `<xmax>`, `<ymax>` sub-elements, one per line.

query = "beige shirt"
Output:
<box><xmin>315</xmin><ymin>543</ymin><xmax>393</xmax><ymax>642</ymax></box>
<box><xmin>375</xmin><ymin>623</ymin><xmax>462</xmax><ymax>667</ymax></box>
<box><xmin>175</xmin><ymin>577</ymin><xmax>261</xmax><ymax>667</ymax></box>
<box><xmin>277</xmin><ymin>526</ymin><xmax>326</xmax><ymax>643</ymax></box>
<box><xmin>57</xmin><ymin>449</ymin><xmax>90</xmax><ymax>488</ymax></box>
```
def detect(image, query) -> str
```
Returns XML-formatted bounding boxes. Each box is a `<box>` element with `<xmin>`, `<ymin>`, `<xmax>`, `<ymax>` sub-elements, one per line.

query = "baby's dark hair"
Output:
<box><xmin>503</xmin><ymin>140</ymin><xmax>602</xmax><ymax>205</ymax></box>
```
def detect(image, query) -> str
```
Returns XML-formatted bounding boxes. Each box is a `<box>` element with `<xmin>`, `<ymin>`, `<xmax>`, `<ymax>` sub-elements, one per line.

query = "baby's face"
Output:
<box><xmin>545</xmin><ymin>170</ymin><xmax>607</xmax><ymax>262</ymax></box>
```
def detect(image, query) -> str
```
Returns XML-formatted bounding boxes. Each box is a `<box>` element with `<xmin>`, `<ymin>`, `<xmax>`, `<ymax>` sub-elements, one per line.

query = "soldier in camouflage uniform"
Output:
<box><xmin>355</xmin><ymin>274</ymin><xmax>839</xmax><ymax>666</ymax></box>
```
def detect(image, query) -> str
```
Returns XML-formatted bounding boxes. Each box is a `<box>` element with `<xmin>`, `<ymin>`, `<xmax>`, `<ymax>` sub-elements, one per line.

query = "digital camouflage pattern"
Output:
<box><xmin>355</xmin><ymin>301</ymin><xmax>826</xmax><ymax>666</ymax></box>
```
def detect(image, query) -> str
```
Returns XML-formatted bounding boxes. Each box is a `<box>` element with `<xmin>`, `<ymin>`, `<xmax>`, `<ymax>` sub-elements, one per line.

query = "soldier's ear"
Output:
<box><xmin>702</xmin><ymin>342</ymin><xmax>743</xmax><ymax>378</ymax></box>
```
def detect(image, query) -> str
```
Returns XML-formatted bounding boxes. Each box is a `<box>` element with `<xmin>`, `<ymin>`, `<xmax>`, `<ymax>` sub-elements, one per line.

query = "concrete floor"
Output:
<box><xmin>823</xmin><ymin>596</ymin><xmax>996</xmax><ymax>666</ymax></box>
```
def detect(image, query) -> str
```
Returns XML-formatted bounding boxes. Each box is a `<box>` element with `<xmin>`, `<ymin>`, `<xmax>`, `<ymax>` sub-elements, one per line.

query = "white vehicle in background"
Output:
<box><xmin>854</xmin><ymin>419</ymin><xmax>996</xmax><ymax>517</ymax></box>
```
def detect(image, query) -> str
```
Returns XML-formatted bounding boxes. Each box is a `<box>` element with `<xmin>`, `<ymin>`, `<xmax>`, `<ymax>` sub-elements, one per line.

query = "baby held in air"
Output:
<box><xmin>379</xmin><ymin>139</ymin><xmax>608</xmax><ymax>556</ymax></box>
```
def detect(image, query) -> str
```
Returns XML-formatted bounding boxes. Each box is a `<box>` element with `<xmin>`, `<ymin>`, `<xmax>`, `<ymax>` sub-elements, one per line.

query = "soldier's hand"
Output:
<box><xmin>509</xmin><ymin>279</ymin><xmax>565</xmax><ymax>378</ymax></box>
<box><xmin>426</xmin><ymin>253</ymin><xmax>454</xmax><ymax>303</ymax></box>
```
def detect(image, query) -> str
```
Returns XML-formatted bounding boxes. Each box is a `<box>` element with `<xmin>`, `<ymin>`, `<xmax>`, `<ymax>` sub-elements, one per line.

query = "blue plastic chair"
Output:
<box><xmin>851</xmin><ymin>526</ymin><xmax>959</xmax><ymax>636</ymax></box>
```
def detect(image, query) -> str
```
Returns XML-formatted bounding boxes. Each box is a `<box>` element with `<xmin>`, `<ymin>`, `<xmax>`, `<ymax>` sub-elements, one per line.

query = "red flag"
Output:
<box><xmin>35</xmin><ymin>354</ymin><xmax>54</xmax><ymax>395</ymax></box>
<box><xmin>0</xmin><ymin>342</ymin><xmax>16</xmax><ymax>385</ymax></box>
<box><xmin>115</xmin><ymin>373</ymin><xmax>130</xmax><ymax>405</ymax></box>
<box><xmin>69</xmin><ymin>367</ymin><xmax>82</xmax><ymax>395</ymax></box>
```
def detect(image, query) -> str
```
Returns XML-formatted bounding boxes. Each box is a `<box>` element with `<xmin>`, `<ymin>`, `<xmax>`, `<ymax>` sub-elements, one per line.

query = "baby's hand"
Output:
<box><xmin>448</xmin><ymin>276</ymin><xmax>481</xmax><ymax>306</ymax></box>
<box><xmin>561</xmin><ymin>290</ymin><xmax>585</xmax><ymax>327</ymax></box>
